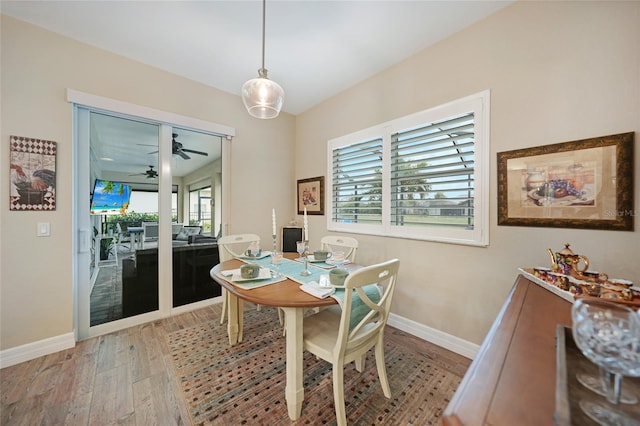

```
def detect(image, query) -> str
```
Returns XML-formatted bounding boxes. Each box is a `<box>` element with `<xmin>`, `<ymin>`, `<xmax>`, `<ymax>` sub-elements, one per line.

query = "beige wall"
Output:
<box><xmin>1</xmin><ymin>1</ymin><xmax>639</xmax><ymax>354</ymax></box>
<box><xmin>296</xmin><ymin>1</ymin><xmax>640</xmax><ymax>343</ymax></box>
<box><xmin>0</xmin><ymin>15</ymin><xmax>295</xmax><ymax>350</ymax></box>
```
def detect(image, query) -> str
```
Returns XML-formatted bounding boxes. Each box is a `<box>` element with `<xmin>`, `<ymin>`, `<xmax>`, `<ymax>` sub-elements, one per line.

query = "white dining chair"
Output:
<box><xmin>302</xmin><ymin>258</ymin><xmax>400</xmax><ymax>426</ymax></box>
<box><xmin>320</xmin><ymin>235</ymin><xmax>359</xmax><ymax>263</ymax></box>
<box><xmin>216</xmin><ymin>234</ymin><xmax>261</xmax><ymax>325</ymax></box>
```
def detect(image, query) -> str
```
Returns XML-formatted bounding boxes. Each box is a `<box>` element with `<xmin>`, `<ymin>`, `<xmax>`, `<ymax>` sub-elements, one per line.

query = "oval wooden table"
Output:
<box><xmin>209</xmin><ymin>254</ymin><xmax>352</xmax><ymax>421</ymax></box>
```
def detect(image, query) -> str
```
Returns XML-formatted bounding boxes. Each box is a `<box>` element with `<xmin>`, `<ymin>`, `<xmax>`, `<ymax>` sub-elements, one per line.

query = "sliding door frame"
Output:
<box><xmin>68</xmin><ymin>89</ymin><xmax>235</xmax><ymax>340</ymax></box>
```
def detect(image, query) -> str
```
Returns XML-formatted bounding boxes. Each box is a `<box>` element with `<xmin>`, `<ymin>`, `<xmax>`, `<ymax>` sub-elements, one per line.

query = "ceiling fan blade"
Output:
<box><xmin>176</xmin><ymin>150</ymin><xmax>190</xmax><ymax>160</ymax></box>
<box><xmin>181</xmin><ymin>148</ymin><xmax>209</xmax><ymax>156</ymax></box>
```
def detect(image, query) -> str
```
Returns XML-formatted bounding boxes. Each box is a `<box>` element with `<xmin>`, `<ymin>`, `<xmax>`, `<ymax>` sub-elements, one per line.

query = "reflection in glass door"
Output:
<box><xmin>171</xmin><ymin>128</ymin><xmax>223</xmax><ymax>308</ymax></box>
<box><xmin>89</xmin><ymin>112</ymin><xmax>160</xmax><ymax>326</ymax></box>
<box><xmin>189</xmin><ymin>187</ymin><xmax>212</xmax><ymax>233</ymax></box>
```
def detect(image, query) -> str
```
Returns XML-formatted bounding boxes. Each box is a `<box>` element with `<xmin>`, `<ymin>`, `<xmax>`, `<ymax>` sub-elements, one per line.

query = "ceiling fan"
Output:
<box><xmin>171</xmin><ymin>133</ymin><xmax>208</xmax><ymax>160</ymax></box>
<box><xmin>144</xmin><ymin>133</ymin><xmax>209</xmax><ymax>160</ymax></box>
<box><xmin>129</xmin><ymin>165</ymin><xmax>158</xmax><ymax>179</ymax></box>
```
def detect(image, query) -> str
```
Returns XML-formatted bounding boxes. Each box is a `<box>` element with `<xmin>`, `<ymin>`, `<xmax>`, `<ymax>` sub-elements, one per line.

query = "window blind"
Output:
<box><xmin>390</xmin><ymin>112</ymin><xmax>475</xmax><ymax>229</ymax></box>
<box><xmin>331</xmin><ymin>137</ymin><xmax>383</xmax><ymax>224</ymax></box>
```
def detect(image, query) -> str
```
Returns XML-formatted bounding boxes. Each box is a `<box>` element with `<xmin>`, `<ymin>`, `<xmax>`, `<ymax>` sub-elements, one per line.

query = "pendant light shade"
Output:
<box><xmin>242</xmin><ymin>69</ymin><xmax>284</xmax><ymax>119</ymax></box>
<box><xmin>242</xmin><ymin>0</ymin><xmax>284</xmax><ymax>119</ymax></box>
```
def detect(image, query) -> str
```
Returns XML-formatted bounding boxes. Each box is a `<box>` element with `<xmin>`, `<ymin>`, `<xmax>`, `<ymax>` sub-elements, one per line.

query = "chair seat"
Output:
<box><xmin>304</xmin><ymin>306</ymin><xmax>380</xmax><ymax>361</ymax></box>
<box><xmin>303</xmin><ymin>306</ymin><xmax>342</xmax><ymax>359</ymax></box>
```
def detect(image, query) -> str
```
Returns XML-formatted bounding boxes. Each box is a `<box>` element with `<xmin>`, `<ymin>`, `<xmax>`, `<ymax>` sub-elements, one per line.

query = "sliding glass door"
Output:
<box><xmin>89</xmin><ymin>113</ymin><xmax>160</xmax><ymax>326</ymax></box>
<box><xmin>170</xmin><ymin>127</ymin><xmax>223</xmax><ymax>308</ymax></box>
<box><xmin>72</xmin><ymin>92</ymin><xmax>233</xmax><ymax>340</ymax></box>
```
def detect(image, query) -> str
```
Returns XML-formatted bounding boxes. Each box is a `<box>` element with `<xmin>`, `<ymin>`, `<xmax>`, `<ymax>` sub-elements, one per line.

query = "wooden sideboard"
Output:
<box><xmin>443</xmin><ymin>274</ymin><xmax>573</xmax><ymax>425</ymax></box>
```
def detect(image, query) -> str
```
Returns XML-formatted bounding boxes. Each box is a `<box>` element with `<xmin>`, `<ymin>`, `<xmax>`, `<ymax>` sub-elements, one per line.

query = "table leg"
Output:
<box><xmin>283</xmin><ymin>307</ymin><xmax>304</xmax><ymax>420</ymax></box>
<box><xmin>226</xmin><ymin>293</ymin><xmax>241</xmax><ymax>346</ymax></box>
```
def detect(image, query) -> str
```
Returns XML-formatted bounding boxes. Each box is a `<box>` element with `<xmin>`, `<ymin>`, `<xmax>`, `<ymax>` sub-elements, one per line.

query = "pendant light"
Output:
<box><xmin>241</xmin><ymin>0</ymin><xmax>284</xmax><ymax>119</ymax></box>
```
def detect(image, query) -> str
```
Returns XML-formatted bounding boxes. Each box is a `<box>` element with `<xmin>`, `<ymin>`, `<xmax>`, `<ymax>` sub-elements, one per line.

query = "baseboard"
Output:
<box><xmin>0</xmin><ymin>332</ymin><xmax>75</xmax><ymax>369</ymax></box>
<box><xmin>387</xmin><ymin>313</ymin><xmax>479</xmax><ymax>360</ymax></box>
<box><xmin>0</xmin><ymin>314</ymin><xmax>477</xmax><ymax>369</ymax></box>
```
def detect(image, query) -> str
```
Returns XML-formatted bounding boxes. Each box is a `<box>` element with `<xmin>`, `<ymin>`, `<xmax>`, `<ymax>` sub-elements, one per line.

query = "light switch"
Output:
<box><xmin>37</xmin><ymin>222</ymin><xmax>50</xmax><ymax>237</ymax></box>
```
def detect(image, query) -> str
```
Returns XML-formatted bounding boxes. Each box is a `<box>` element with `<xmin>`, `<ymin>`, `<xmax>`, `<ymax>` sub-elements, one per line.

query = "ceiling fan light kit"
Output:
<box><xmin>241</xmin><ymin>0</ymin><xmax>284</xmax><ymax>119</ymax></box>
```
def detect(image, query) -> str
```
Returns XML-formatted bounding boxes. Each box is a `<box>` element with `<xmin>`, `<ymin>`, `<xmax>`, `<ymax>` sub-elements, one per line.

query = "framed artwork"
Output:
<box><xmin>9</xmin><ymin>135</ymin><xmax>57</xmax><ymax>211</ymax></box>
<box><xmin>297</xmin><ymin>176</ymin><xmax>324</xmax><ymax>215</ymax></box>
<box><xmin>497</xmin><ymin>132</ymin><xmax>634</xmax><ymax>231</ymax></box>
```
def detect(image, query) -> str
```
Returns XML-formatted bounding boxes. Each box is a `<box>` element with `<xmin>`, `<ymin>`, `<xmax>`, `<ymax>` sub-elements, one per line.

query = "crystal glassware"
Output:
<box><xmin>576</xmin><ymin>367</ymin><xmax>637</xmax><ymax>405</ymax></box>
<box><xmin>296</xmin><ymin>240</ymin><xmax>311</xmax><ymax>276</ymax></box>
<box><xmin>271</xmin><ymin>251</ymin><xmax>283</xmax><ymax>277</ymax></box>
<box><xmin>571</xmin><ymin>298</ymin><xmax>640</xmax><ymax>425</ymax></box>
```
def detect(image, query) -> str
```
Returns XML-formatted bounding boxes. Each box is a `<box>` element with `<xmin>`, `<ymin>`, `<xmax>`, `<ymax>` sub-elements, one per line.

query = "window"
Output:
<box><xmin>129</xmin><ymin>190</ymin><xmax>178</xmax><ymax>218</ymax></box>
<box><xmin>327</xmin><ymin>91</ymin><xmax>489</xmax><ymax>246</ymax></box>
<box><xmin>189</xmin><ymin>186</ymin><xmax>212</xmax><ymax>235</ymax></box>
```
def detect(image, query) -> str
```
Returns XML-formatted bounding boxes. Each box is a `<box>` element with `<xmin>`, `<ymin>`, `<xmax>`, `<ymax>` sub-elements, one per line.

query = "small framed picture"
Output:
<box><xmin>297</xmin><ymin>176</ymin><xmax>324</xmax><ymax>215</ymax></box>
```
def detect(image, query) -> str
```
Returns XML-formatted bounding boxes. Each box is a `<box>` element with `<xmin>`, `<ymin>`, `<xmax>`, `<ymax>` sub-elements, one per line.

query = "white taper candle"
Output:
<box><xmin>272</xmin><ymin>208</ymin><xmax>276</xmax><ymax>235</ymax></box>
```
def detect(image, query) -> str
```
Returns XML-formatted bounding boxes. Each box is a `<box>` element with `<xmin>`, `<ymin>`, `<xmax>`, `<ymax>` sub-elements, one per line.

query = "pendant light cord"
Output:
<box><xmin>260</xmin><ymin>0</ymin><xmax>266</xmax><ymax>73</ymax></box>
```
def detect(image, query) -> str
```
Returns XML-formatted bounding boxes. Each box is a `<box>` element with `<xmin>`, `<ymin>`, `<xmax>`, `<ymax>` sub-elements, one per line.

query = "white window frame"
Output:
<box><xmin>327</xmin><ymin>90</ymin><xmax>490</xmax><ymax>247</ymax></box>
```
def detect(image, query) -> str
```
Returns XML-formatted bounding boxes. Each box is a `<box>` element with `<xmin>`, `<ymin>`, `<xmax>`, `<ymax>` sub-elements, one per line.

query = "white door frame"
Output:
<box><xmin>68</xmin><ymin>89</ymin><xmax>235</xmax><ymax>340</ymax></box>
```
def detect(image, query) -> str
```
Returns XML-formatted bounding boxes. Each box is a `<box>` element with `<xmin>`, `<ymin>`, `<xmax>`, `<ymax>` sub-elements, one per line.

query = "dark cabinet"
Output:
<box><xmin>282</xmin><ymin>227</ymin><xmax>303</xmax><ymax>252</ymax></box>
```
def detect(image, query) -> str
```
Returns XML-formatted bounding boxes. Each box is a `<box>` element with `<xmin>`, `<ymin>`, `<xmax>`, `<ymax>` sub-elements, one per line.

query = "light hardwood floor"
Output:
<box><xmin>1</xmin><ymin>304</ymin><xmax>471</xmax><ymax>425</ymax></box>
<box><xmin>1</xmin><ymin>305</ymin><xmax>222</xmax><ymax>425</ymax></box>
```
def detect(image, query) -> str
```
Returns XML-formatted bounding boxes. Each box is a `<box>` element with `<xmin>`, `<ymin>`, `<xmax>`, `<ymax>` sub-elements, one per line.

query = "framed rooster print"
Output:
<box><xmin>9</xmin><ymin>135</ymin><xmax>57</xmax><ymax>211</ymax></box>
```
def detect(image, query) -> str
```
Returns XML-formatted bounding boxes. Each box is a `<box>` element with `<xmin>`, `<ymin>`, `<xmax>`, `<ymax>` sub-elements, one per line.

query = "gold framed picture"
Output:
<box><xmin>497</xmin><ymin>132</ymin><xmax>634</xmax><ymax>231</ymax></box>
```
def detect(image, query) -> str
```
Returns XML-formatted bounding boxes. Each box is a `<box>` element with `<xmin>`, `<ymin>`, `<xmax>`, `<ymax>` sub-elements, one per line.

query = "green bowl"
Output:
<box><xmin>329</xmin><ymin>268</ymin><xmax>349</xmax><ymax>286</ymax></box>
<box><xmin>240</xmin><ymin>263</ymin><xmax>260</xmax><ymax>279</ymax></box>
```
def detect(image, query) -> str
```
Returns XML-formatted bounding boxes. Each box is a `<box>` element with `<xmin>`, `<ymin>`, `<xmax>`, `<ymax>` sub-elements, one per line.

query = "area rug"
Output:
<box><xmin>167</xmin><ymin>307</ymin><xmax>462</xmax><ymax>425</ymax></box>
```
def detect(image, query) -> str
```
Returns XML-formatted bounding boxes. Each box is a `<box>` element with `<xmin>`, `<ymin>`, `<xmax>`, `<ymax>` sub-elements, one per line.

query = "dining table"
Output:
<box><xmin>209</xmin><ymin>253</ymin><xmax>358</xmax><ymax>421</ymax></box>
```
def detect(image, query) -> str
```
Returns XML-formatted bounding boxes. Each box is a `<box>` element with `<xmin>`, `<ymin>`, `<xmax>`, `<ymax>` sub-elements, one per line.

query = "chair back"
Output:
<box><xmin>116</xmin><ymin>222</ymin><xmax>127</xmax><ymax>238</ymax></box>
<box><xmin>337</xmin><ymin>258</ymin><xmax>399</xmax><ymax>356</ymax></box>
<box><xmin>320</xmin><ymin>235</ymin><xmax>359</xmax><ymax>262</ymax></box>
<box><xmin>142</xmin><ymin>222</ymin><xmax>158</xmax><ymax>241</ymax></box>
<box><xmin>217</xmin><ymin>233</ymin><xmax>260</xmax><ymax>262</ymax></box>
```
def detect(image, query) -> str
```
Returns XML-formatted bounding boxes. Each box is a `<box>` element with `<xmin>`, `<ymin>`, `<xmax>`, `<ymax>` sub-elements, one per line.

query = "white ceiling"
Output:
<box><xmin>2</xmin><ymin>0</ymin><xmax>513</xmax><ymax>178</ymax></box>
<box><xmin>1</xmin><ymin>0</ymin><xmax>513</xmax><ymax>115</ymax></box>
<box><xmin>89</xmin><ymin>112</ymin><xmax>221</xmax><ymax>179</ymax></box>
